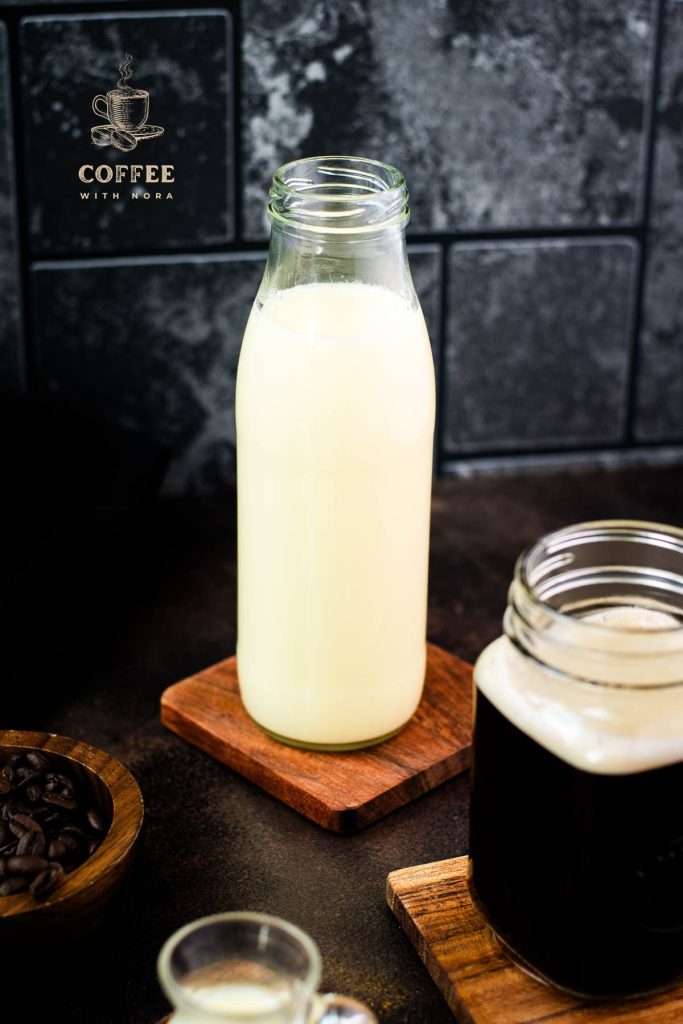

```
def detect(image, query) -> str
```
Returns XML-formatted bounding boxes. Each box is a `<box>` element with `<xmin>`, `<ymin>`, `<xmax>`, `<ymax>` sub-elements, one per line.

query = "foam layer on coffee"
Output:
<box><xmin>476</xmin><ymin>606</ymin><xmax>683</xmax><ymax>775</ymax></box>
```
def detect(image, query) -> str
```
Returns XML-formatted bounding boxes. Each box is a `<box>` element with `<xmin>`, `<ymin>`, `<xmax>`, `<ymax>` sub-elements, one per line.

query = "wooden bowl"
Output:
<box><xmin>0</xmin><ymin>729</ymin><xmax>144</xmax><ymax>944</ymax></box>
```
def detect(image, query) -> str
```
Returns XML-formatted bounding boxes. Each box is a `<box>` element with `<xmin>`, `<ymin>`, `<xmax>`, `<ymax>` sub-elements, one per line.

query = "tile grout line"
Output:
<box><xmin>5</xmin><ymin>15</ymin><xmax>36</xmax><ymax>392</ymax></box>
<box><xmin>623</xmin><ymin>0</ymin><xmax>667</xmax><ymax>444</ymax></box>
<box><xmin>0</xmin><ymin>22</ymin><xmax>25</xmax><ymax>390</ymax></box>
<box><xmin>441</xmin><ymin>443</ymin><xmax>683</xmax><ymax>479</ymax></box>
<box><xmin>231</xmin><ymin>0</ymin><xmax>242</xmax><ymax>243</ymax></box>
<box><xmin>25</xmin><ymin>227</ymin><xmax>646</xmax><ymax>268</ymax></box>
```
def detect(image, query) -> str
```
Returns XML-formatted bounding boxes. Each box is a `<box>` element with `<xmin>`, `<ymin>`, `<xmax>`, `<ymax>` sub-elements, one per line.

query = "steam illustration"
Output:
<box><xmin>117</xmin><ymin>53</ymin><xmax>134</xmax><ymax>93</ymax></box>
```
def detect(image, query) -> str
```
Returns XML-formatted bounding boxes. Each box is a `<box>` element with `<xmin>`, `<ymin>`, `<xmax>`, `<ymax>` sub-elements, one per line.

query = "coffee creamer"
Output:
<box><xmin>236</xmin><ymin>280</ymin><xmax>434</xmax><ymax>747</ymax></box>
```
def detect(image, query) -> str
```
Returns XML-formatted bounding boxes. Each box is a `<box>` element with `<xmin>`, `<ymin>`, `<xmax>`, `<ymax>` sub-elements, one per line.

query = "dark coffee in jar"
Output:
<box><xmin>470</xmin><ymin>684</ymin><xmax>683</xmax><ymax>997</ymax></box>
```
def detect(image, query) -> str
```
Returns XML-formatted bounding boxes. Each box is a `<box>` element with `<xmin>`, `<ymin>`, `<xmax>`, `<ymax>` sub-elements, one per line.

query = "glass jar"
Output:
<box><xmin>235</xmin><ymin>157</ymin><xmax>435</xmax><ymax>750</ymax></box>
<box><xmin>469</xmin><ymin>520</ymin><xmax>683</xmax><ymax>999</ymax></box>
<box><xmin>158</xmin><ymin>912</ymin><xmax>377</xmax><ymax>1023</ymax></box>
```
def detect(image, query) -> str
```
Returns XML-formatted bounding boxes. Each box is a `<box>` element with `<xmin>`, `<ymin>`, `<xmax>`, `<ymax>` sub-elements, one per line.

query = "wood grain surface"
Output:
<box><xmin>387</xmin><ymin>855</ymin><xmax>683</xmax><ymax>1023</ymax></box>
<box><xmin>160</xmin><ymin>644</ymin><xmax>472</xmax><ymax>832</ymax></box>
<box><xmin>0</xmin><ymin>730</ymin><xmax>144</xmax><ymax>943</ymax></box>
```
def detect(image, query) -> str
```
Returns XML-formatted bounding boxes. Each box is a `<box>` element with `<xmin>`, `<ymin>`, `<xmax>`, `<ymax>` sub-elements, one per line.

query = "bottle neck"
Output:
<box><xmin>260</xmin><ymin>219</ymin><xmax>414</xmax><ymax>300</ymax></box>
<box><xmin>258</xmin><ymin>155</ymin><xmax>416</xmax><ymax>303</ymax></box>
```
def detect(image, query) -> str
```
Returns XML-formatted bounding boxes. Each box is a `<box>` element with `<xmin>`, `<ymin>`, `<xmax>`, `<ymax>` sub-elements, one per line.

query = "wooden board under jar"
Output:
<box><xmin>387</xmin><ymin>855</ymin><xmax>683</xmax><ymax>1023</ymax></box>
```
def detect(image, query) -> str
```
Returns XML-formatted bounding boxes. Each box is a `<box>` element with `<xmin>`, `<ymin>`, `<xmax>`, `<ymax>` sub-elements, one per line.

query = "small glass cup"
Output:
<box><xmin>158</xmin><ymin>912</ymin><xmax>378</xmax><ymax>1023</ymax></box>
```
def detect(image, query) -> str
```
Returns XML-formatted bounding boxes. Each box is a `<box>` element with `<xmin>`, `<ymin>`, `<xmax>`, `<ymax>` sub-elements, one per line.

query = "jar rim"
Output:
<box><xmin>505</xmin><ymin>518</ymin><xmax>683</xmax><ymax>689</ymax></box>
<box><xmin>516</xmin><ymin>518</ymin><xmax>683</xmax><ymax>638</ymax></box>
<box><xmin>268</xmin><ymin>155</ymin><xmax>409</xmax><ymax>234</ymax></box>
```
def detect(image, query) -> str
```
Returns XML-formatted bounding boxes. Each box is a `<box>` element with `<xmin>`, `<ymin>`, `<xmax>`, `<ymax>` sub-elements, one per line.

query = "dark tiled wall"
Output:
<box><xmin>0</xmin><ymin>22</ymin><xmax>22</xmax><ymax>390</ymax></box>
<box><xmin>635</xmin><ymin>0</ymin><xmax>683</xmax><ymax>441</ymax></box>
<box><xmin>0</xmin><ymin>0</ymin><xmax>682</xmax><ymax>493</ymax></box>
<box><xmin>242</xmin><ymin>1</ymin><xmax>654</xmax><ymax>235</ymax></box>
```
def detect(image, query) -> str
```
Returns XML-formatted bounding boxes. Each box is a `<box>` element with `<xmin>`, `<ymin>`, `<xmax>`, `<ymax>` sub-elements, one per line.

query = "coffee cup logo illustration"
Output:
<box><xmin>91</xmin><ymin>54</ymin><xmax>164</xmax><ymax>152</ymax></box>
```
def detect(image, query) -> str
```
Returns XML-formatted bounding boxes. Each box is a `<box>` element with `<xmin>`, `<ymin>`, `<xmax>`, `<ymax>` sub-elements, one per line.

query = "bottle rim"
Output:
<box><xmin>268</xmin><ymin>155</ymin><xmax>410</xmax><ymax>234</ymax></box>
<box><xmin>505</xmin><ymin>518</ymin><xmax>683</xmax><ymax>688</ymax></box>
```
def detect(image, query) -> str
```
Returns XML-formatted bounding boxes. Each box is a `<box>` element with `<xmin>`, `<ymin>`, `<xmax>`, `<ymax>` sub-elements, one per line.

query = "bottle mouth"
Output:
<box><xmin>505</xmin><ymin>519</ymin><xmax>683</xmax><ymax>687</ymax></box>
<box><xmin>269</xmin><ymin>155</ymin><xmax>409</xmax><ymax>234</ymax></box>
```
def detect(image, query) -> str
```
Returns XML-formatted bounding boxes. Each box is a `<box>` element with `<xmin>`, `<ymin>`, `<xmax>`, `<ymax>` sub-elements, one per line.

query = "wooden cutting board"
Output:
<box><xmin>161</xmin><ymin>644</ymin><xmax>472</xmax><ymax>832</ymax></box>
<box><xmin>387</xmin><ymin>855</ymin><xmax>683</xmax><ymax>1023</ymax></box>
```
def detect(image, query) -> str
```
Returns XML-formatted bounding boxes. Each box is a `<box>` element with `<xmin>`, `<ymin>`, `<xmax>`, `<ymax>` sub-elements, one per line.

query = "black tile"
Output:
<box><xmin>443</xmin><ymin>240</ymin><xmax>637</xmax><ymax>453</ymax></box>
<box><xmin>242</xmin><ymin>0</ymin><xmax>655</xmax><ymax>238</ymax></box>
<box><xmin>635</xmin><ymin>0</ymin><xmax>683</xmax><ymax>441</ymax></box>
<box><xmin>0</xmin><ymin>22</ymin><xmax>24</xmax><ymax>391</ymax></box>
<box><xmin>21</xmin><ymin>12</ymin><xmax>233</xmax><ymax>256</ymax></box>
<box><xmin>31</xmin><ymin>254</ymin><xmax>265</xmax><ymax>493</ymax></box>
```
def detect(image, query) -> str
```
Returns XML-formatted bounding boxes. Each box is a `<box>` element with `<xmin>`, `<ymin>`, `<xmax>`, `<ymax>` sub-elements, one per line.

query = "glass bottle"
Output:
<box><xmin>235</xmin><ymin>156</ymin><xmax>435</xmax><ymax>750</ymax></box>
<box><xmin>469</xmin><ymin>519</ymin><xmax>683</xmax><ymax>998</ymax></box>
<box><xmin>158</xmin><ymin>912</ymin><xmax>378</xmax><ymax>1023</ymax></box>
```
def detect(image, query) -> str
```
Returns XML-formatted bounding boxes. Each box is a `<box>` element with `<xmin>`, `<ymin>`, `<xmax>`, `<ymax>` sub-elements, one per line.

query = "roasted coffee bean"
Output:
<box><xmin>46</xmin><ymin>773</ymin><xmax>75</xmax><ymax>793</ymax></box>
<box><xmin>58</xmin><ymin>834</ymin><xmax>78</xmax><ymax>854</ymax></box>
<box><xmin>9</xmin><ymin>820</ymin><xmax>28</xmax><ymax>840</ymax></box>
<box><xmin>46</xmin><ymin>839</ymin><xmax>67</xmax><ymax>860</ymax></box>
<box><xmin>25</xmin><ymin>752</ymin><xmax>48</xmax><ymax>773</ymax></box>
<box><xmin>25</xmin><ymin>784</ymin><xmax>42</xmax><ymax>804</ymax></box>
<box><xmin>16</xmin><ymin>770</ymin><xmax>41</xmax><ymax>789</ymax></box>
<box><xmin>43</xmin><ymin>793</ymin><xmax>77</xmax><ymax>812</ymax></box>
<box><xmin>7</xmin><ymin>855</ymin><xmax>48</xmax><ymax>876</ymax></box>
<box><xmin>0</xmin><ymin>776</ymin><xmax>11</xmax><ymax>796</ymax></box>
<box><xmin>9</xmin><ymin>813</ymin><xmax>42</xmax><ymax>837</ymax></box>
<box><xmin>60</xmin><ymin>824</ymin><xmax>85</xmax><ymax>840</ymax></box>
<box><xmin>17</xmin><ymin>829</ymin><xmax>46</xmax><ymax>858</ymax></box>
<box><xmin>0</xmin><ymin>876</ymin><xmax>28</xmax><ymax>895</ymax></box>
<box><xmin>30</xmin><ymin>863</ymin><xmax>64</xmax><ymax>900</ymax></box>
<box><xmin>86</xmin><ymin>809</ymin><xmax>105</xmax><ymax>833</ymax></box>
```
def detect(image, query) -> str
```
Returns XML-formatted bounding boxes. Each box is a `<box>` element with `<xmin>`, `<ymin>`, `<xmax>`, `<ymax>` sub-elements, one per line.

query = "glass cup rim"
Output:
<box><xmin>157</xmin><ymin>911</ymin><xmax>323</xmax><ymax>1019</ymax></box>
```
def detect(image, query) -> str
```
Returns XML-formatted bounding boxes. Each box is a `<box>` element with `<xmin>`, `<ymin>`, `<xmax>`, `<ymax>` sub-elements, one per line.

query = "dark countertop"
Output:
<box><xmin>13</xmin><ymin>464</ymin><xmax>683</xmax><ymax>1024</ymax></box>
